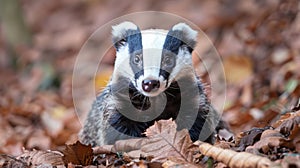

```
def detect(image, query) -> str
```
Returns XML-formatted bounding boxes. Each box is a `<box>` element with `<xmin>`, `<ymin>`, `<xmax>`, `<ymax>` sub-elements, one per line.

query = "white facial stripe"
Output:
<box><xmin>112</xmin><ymin>45</ymin><xmax>134</xmax><ymax>84</ymax></box>
<box><xmin>167</xmin><ymin>48</ymin><xmax>193</xmax><ymax>84</ymax></box>
<box><xmin>141</xmin><ymin>29</ymin><xmax>167</xmax><ymax>79</ymax></box>
<box><xmin>143</xmin><ymin>49</ymin><xmax>161</xmax><ymax>79</ymax></box>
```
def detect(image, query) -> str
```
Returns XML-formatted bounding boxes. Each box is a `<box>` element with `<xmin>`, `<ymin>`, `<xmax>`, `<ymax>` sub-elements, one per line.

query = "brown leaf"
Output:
<box><xmin>143</xmin><ymin>119</ymin><xmax>198</xmax><ymax>162</ymax></box>
<box><xmin>67</xmin><ymin>163</ymin><xmax>100</xmax><ymax>168</ymax></box>
<box><xmin>113</xmin><ymin>120</ymin><xmax>198</xmax><ymax>163</ymax></box>
<box><xmin>244</xmin><ymin>128</ymin><xmax>296</xmax><ymax>160</ymax></box>
<box><xmin>162</xmin><ymin>159</ymin><xmax>200</xmax><ymax>168</ymax></box>
<box><xmin>240</xmin><ymin>80</ymin><xmax>253</xmax><ymax>106</ymax></box>
<box><xmin>290</xmin><ymin>125</ymin><xmax>300</xmax><ymax>152</ymax></box>
<box><xmin>198</xmin><ymin>142</ymin><xmax>273</xmax><ymax>168</ymax></box>
<box><xmin>224</xmin><ymin>108</ymin><xmax>254</xmax><ymax>129</ymax></box>
<box><xmin>251</xmin><ymin>135</ymin><xmax>293</xmax><ymax>154</ymax></box>
<box><xmin>281</xmin><ymin>155</ymin><xmax>300</xmax><ymax>168</ymax></box>
<box><xmin>128</xmin><ymin>160</ymin><xmax>154</xmax><ymax>168</ymax></box>
<box><xmin>26</xmin><ymin>129</ymin><xmax>51</xmax><ymax>150</ymax></box>
<box><xmin>271</xmin><ymin>110</ymin><xmax>300</xmax><ymax>152</ymax></box>
<box><xmin>236</xmin><ymin>127</ymin><xmax>270</xmax><ymax>151</ymax></box>
<box><xmin>214</xmin><ymin>140</ymin><xmax>233</xmax><ymax>149</ymax></box>
<box><xmin>291</xmin><ymin>100</ymin><xmax>300</xmax><ymax>112</ymax></box>
<box><xmin>92</xmin><ymin>145</ymin><xmax>113</xmax><ymax>155</ymax></box>
<box><xmin>0</xmin><ymin>154</ymin><xmax>28</xmax><ymax>168</ymax></box>
<box><xmin>61</xmin><ymin>141</ymin><xmax>93</xmax><ymax>166</ymax></box>
<box><xmin>272</xmin><ymin>110</ymin><xmax>300</xmax><ymax>137</ymax></box>
<box><xmin>17</xmin><ymin>149</ymin><xmax>64</xmax><ymax>166</ymax></box>
<box><xmin>112</xmin><ymin>138</ymin><xmax>145</xmax><ymax>153</ymax></box>
<box><xmin>223</xmin><ymin>55</ymin><xmax>253</xmax><ymax>84</ymax></box>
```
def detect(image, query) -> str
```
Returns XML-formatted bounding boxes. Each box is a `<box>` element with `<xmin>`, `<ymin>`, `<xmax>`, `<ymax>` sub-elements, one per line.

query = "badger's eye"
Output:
<box><xmin>133</xmin><ymin>54</ymin><xmax>142</xmax><ymax>64</ymax></box>
<box><xmin>163</xmin><ymin>55</ymin><xmax>175</xmax><ymax>67</ymax></box>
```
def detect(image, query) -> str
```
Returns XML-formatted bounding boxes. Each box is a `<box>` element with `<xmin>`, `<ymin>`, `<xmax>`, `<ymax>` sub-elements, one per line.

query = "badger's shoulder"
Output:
<box><xmin>79</xmin><ymin>86</ymin><xmax>112</xmax><ymax>146</ymax></box>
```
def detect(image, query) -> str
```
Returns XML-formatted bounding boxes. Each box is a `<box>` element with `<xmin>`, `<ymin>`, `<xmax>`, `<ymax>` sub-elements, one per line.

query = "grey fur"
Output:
<box><xmin>79</xmin><ymin>23</ymin><xmax>220</xmax><ymax>146</ymax></box>
<box><xmin>79</xmin><ymin>76</ymin><xmax>220</xmax><ymax>146</ymax></box>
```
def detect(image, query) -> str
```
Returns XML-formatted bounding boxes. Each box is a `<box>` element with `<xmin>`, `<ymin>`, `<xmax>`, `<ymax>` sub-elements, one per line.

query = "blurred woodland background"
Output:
<box><xmin>0</xmin><ymin>0</ymin><xmax>299</xmax><ymax>157</ymax></box>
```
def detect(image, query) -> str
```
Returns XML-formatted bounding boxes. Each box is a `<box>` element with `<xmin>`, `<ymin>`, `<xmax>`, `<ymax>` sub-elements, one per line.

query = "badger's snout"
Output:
<box><xmin>142</xmin><ymin>79</ymin><xmax>160</xmax><ymax>92</ymax></box>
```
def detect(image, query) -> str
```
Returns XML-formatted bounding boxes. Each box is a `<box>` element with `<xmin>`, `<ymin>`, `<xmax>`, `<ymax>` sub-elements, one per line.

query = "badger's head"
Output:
<box><xmin>111</xmin><ymin>21</ymin><xmax>197</xmax><ymax>97</ymax></box>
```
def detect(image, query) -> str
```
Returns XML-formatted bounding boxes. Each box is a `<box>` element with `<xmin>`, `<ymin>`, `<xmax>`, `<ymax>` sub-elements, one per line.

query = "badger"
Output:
<box><xmin>79</xmin><ymin>21</ymin><xmax>220</xmax><ymax>146</ymax></box>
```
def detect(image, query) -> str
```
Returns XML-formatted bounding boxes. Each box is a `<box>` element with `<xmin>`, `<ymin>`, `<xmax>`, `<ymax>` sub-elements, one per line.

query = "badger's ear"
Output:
<box><xmin>171</xmin><ymin>23</ymin><xmax>198</xmax><ymax>48</ymax></box>
<box><xmin>112</xmin><ymin>21</ymin><xmax>140</xmax><ymax>50</ymax></box>
<box><xmin>165</xmin><ymin>23</ymin><xmax>198</xmax><ymax>53</ymax></box>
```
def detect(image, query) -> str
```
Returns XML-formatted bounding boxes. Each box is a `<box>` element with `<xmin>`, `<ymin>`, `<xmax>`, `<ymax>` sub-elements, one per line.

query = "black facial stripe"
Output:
<box><xmin>134</xmin><ymin>69</ymin><xmax>144</xmax><ymax>80</ymax></box>
<box><xmin>127</xmin><ymin>29</ymin><xmax>142</xmax><ymax>53</ymax></box>
<box><xmin>163</xmin><ymin>30</ymin><xmax>183</xmax><ymax>55</ymax></box>
<box><xmin>163</xmin><ymin>29</ymin><xmax>196</xmax><ymax>54</ymax></box>
<box><xmin>160</xmin><ymin>50</ymin><xmax>176</xmax><ymax>75</ymax></box>
<box><xmin>159</xmin><ymin>69</ymin><xmax>170</xmax><ymax>87</ymax></box>
<box><xmin>160</xmin><ymin>29</ymin><xmax>197</xmax><ymax>81</ymax></box>
<box><xmin>127</xmin><ymin>29</ymin><xmax>144</xmax><ymax>79</ymax></box>
<box><xmin>160</xmin><ymin>30</ymin><xmax>183</xmax><ymax>79</ymax></box>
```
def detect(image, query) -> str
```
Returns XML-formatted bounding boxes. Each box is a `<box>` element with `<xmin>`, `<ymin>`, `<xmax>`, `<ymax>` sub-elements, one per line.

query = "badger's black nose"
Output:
<box><xmin>142</xmin><ymin>80</ymin><xmax>160</xmax><ymax>92</ymax></box>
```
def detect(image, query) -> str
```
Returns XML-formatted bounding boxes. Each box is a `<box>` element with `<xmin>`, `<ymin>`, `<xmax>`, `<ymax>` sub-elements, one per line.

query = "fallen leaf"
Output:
<box><xmin>112</xmin><ymin>138</ymin><xmax>145</xmax><ymax>153</ymax></box>
<box><xmin>272</xmin><ymin>111</ymin><xmax>300</xmax><ymax>151</ymax></box>
<box><xmin>236</xmin><ymin>127</ymin><xmax>270</xmax><ymax>151</ymax></box>
<box><xmin>280</xmin><ymin>155</ymin><xmax>300</xmax><ymax>168</ymax></box>
<box><xmin>17</xmin><ymin>149</ymin><xmax>64</xmax><ymax>166</ymax></box>
<box><xmin>41</xmin><ymin>110</ymin><xmax>64</xmax><ymax>137</ymax></box>
<box><xmin>26</xmin><ymin>129</ymin><xmax>51</xmax><ymax>150</ymax></box>
<box><xmin>93</xmin><ymin>145</ymin><xmax>113</xmax><ymax>155</ymax></box>
<box><xmin>198</xmin><ymin>142</ymin><xmax>273</xmax><ymax>168</ymax></box>
<box><xmin>61</xmin><ymin>141</ymin><xmax>93</xmax><ymax>166</ymax></box>
<box><xmin>251</xmin><ymin>134</ymin><xmax>293</xmax><ymax>154</ymax></box>
<box><xmin>244</xmin><ymin>128</ymin><xmax>295</xmax><ymax>160</ymax></box>
<box><xmin>130</xmin><ymin>160</ymin><xmax>152</xmax><ymax>168</ymax></box>
<box><xmin>291</xmin><ymin>99</ymin><xmax>300</xmax><ymax>111</ymax></box>
<box><xmin>240</xmin><ymin>80</ymin><xmax>253</xmax><ymax>107</ymax></box>
<box><xmin>224</xmin><ymin>108</ymin><xmax>254</xmax><ymax>129</ymax></box>
<box><xmin>272</xmin><ymin>110</ymin><xmax>300</xmax><ymax>136</ymax></box>
<box><xmin>290</xmin><ymin>124</ymin><xmax>300</xmax><ymax>152</ymax></box>
<box><xmin>2</xmin><ymin>142</ymin><xmax>24</xmax><ymax>156</ymax></box>
<box><xmin>162</xmin><ymin>159</ymin><xmax>199</xmax><ymax>168</ymax></box>
<box><xmin>223</xmin><ymin>55</ymin><xmax>253</xmax><ymax>84</ymax></box>
<box><xmin>271</xmin><ymin>47</ymin><xmax>291</xmax><ymax>65</ymax></box>
<box><xmin>112</xmin><ymin>120</ymin><xmax>198</xmax><ymax>163</ymax></box>
<box><xmin>0</xmin><ymin>154</ymin><xmax>28</xmax><ymax>168</ymax></box>
<box><xmin>144</xmin><ymin>119</ymin><xmax>199</xmax><ymax>162</ymax></box>
<box><xmin>94</xmin><ymin>67</ymin><xmax>113</xmax><ymax>91</ymax></box>
<box><xmin>214</xmin><ymin>140</ymin><xmax>233</xmax><ymax>149</ymax></box>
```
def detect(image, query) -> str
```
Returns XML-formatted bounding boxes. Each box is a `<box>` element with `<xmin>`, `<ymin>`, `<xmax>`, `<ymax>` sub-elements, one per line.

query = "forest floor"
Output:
<box><xmin>0</xmin><ymin>0</ymin><xmax>299</xmax><ymax>167</ymax></box>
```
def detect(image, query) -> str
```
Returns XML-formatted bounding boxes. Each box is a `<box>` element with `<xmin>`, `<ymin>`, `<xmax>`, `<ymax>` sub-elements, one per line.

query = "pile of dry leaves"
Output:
<box><xmin>1</xmin><ymin>110</ymin><xmax>299</xmax><ymax>167</ymax></box>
